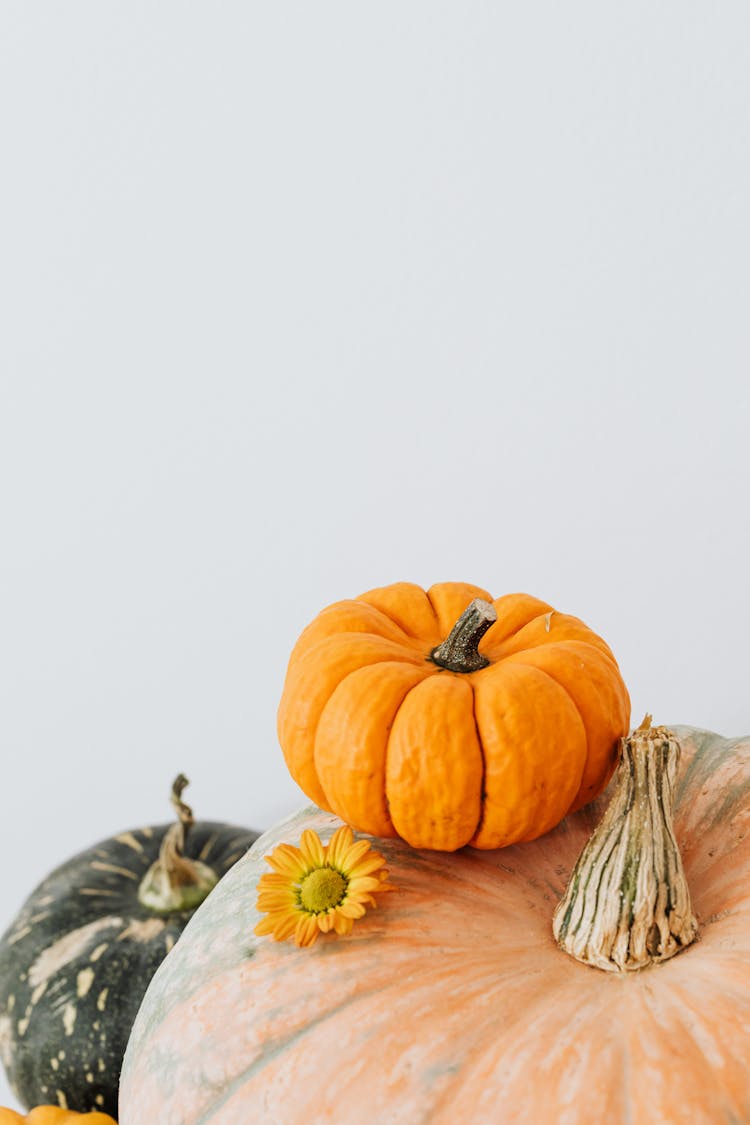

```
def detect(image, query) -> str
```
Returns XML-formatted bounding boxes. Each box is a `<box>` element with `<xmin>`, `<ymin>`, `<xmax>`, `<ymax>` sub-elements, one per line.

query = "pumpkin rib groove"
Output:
<box><xmin>485</xmin><ymin>656</ymin><xmax>593</xmax><ymax>820</ymax></box>
<box><xmin>278</xmin><ymin>632</ymin><xmax>427</xmax><ymax>807</ymax></box>
<box><xmin>291</xmin><ymin>630</ymin><xmax>426</xmax><ymax>668</ymax></box>
<box><xmin>471</xmin><ymin>664</ymin><xmax>588</xmax><ymax>847</ymax></box>
<box><xmin>513</xmin><ymin>663</ymin><xmax>587</xmax><ymax>839</ymax></box>
<box><xmin>500</xmin><ymin>641</ymin><xmax>630</xmax><ymax>813</ymax></box>
<box><xmin>358</xmin><ymin>582</ymin><xmax>441</xmax><ymax>642</ymax></box>
<box><xmin>508</xmin><ymin>637</ymin><xmax>620</xmax><ymax>672</ymax></box>
<box><xmin>313</xmin><ymin>660</ymin><xmax>431</xmax><ymax>835</ymax></box>
<box><xmin>385</xmin><ymin>675</ymin><xmax>484</xmax><ymax>851</ymax></box>
<box><xmin>382</xmin><ymin>674</ymin><xmax>419</xmax><ymax>834</ymax></box>
<box><xmin>499</xmin><ymin>655</ymin><xmax>603</xmax><ymax>819</ymax></box>
<box><xmin>345</xmin><ymin>602</ymin><xmax>418</xmax><ymax>644</ymax></box>
<box><xmin>287</xmin><ymin>601</ymin><xmax>424</xmax><ymax>666</ymax></box>
<box><xmin>490</xmin><ymin>613</ymin><xmax>618</xmax><ymax>666</ymax></box>
<box><xmin>469</xmin><ymin>681</ymin><xmax>487</xmax><ymax>844</ymax></box>
<box><xmin>484</xmin><ymin>593</ymin><xmax>554</xmax><ymax>654</ymax></box>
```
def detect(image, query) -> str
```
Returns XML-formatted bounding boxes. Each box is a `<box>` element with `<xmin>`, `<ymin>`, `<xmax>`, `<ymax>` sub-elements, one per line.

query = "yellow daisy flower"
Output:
<box><xmin>254</xmin><ymin>825</ymin><xmax>392</xmax><ymax>947</ymax></box>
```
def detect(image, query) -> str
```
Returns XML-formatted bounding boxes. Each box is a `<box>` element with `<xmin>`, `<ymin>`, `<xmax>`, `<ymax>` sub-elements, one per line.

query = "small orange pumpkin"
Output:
<box><xmin>278</xmin><ymin>581</ymin><xmax>630</xmax><ymax>849</ymax></box>
<box><xmin>0</xmin><ymin>1107</ymin><xmax>116</xmax><ymax>1124</ymax></box>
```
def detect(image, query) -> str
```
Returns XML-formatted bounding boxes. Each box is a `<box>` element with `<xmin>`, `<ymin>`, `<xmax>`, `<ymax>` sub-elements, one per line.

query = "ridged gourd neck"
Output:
<box><xmin>553</xmin><ymin>715</ymin><xmax>698</xmax><ymax>972</ymax></box>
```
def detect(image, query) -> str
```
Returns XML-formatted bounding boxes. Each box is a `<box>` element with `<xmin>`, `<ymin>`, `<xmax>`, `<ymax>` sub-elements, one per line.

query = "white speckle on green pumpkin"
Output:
<box><xmin>117</xmin><ymin>917</ymin><xmax>165</xmax><ymax>943</ymax></box>
<box><xmin>62</xmin><ymin>1003</ymin><xmax>77</xmax><ymax>1036</ymax></box>
<box><xmin>91</xmin><ymin>860</ymin><xmax>139</xmax><ymax>880</ymax></box>
<box><xmin>7</xmin><ymin>926</ymin><xmax>32</xmax><ymax>945</ymax></box>
<box><xmin>30</xmin><ymin>981</ymin><xmax>48</xmax><ymax>1005</ymax></box>
<box><xmin>76</xmin><ymin>968</ymin><xmax>95</xmax><ymax>998</ymax></box>
<box><xmin>28</xmin><ymin>917</ymin><xmax>122</xmax><ymax>988</ymax></box>
<box><xmin>0</xmin><ymin>1014</ymin><xmax>14</xmax><ymax>1067</ymax></box>
<box><xmin>199</xmin><ymin>834</ymin><xmax>219</xmax><ymax>860</ymax></box>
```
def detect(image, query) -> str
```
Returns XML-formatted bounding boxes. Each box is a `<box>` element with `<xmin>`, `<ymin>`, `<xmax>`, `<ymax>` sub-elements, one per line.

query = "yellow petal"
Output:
<box><xmin>256</xmin><ymin>872</ymin><xmax>294</xmax><ymax>888</ymax></box>
<box><xmin>300</xmin><ymin>829</ymin><xmax>325</xmax><ymax>867</ymax></box>
<box><xmin>256</xmin><ymin>894</ymin><xmax>297</xmax><ymax>911</ymax></box>
<box><xmin>347</xmin><ymin>853</ymin><xmax>387</xmax><ymax>879</ymax></box>
<box><xmin>255</xmin><ymin>891</ymin><xmax>296</xmax><ymax>909</ymax></box>
<box><xmin>347</xmin><ymin>875</ymin><xmax>383</xmax><ymax>895</ymax></box>
<box><xmin>339</xmin><ymin>900</ymin><xmax>367</xmax><ymax>919</ymax></box>
<box><xmin>295</xmin><ymin>915</ymin><xmax>320</xmax><ymax>946</ymax></box>
<box><xmin>317</xmin><ymin>913</ymin><xmax>333</xmax><ymax>933</ymax></box>
<box><xmin>254</xmin><ymin>915</ymin><xmax>278</xmax><ymax>936</ymax></box>
<box><xmin>256</xmin><ymin>883</ymin><xmax>297</xmax><ymax>899</ymax></box>
<box><xmin>326</xmin><ymin>825</ymin><xmax>354</xmax><ymax>867</ymax></box>
<box><xmin>339</xmin><ymin>839</ymin><xmax>372</xmax><ymax>873</ymax></box>
<box><xmin>332</xmin><ymin>912</ymin><xmax>353</xmax><ymax>935</ymax></box>
<box><xmin>267</xmin><ymin>844</ymin><xmax>306</xmax><ymax>878</ymax></box>
<box><xmin>273</xmin><ymin>913</ymin><xmax>300</xmax><ymax>941</ymax></box>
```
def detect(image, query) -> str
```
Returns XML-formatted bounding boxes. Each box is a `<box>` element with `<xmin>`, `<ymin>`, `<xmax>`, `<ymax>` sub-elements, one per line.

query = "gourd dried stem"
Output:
<box><xmin>137</xmin><ymin>774</ymin><xmax>218</xmax><ymax>914</ymax></box>
<box><xmin>159</xmin><ymin>773</ymin><xmax>201</xmax><ymax>887</ymax></box>
<box><xmin>431</xmin><ymin>598</ymin><xmax>497</xmax><ymax>673</ymax></box>
<box><xmin>553</xmin><ymin>715</ymin><xmax>698</xmax><ymax>972</ymax></box>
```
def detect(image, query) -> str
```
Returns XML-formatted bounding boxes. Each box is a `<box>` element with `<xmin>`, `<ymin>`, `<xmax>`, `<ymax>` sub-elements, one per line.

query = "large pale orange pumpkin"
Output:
<box><xmin>119</xmin><ymin>726</ymin><xmax>750</xmax><ymax>1125</ymax></box>
<box><xmin>278</xmin><ymin>581</ymin><xmax>631</xmax><ymax>850</ymax></box>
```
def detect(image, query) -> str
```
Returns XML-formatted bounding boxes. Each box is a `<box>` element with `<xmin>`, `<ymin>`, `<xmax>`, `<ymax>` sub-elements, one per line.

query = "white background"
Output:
<box><xmin>1</xmin><ymin>3</ymin><xmax>749</xmax><ymax>1112</ymax></box>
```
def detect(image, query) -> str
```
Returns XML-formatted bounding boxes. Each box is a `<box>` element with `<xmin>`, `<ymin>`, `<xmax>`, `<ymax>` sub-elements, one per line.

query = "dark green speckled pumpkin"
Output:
<box><xmin>0</xmin><ymin>777</ymin><xmax>258</xmax><ymax>1119</ymax></box>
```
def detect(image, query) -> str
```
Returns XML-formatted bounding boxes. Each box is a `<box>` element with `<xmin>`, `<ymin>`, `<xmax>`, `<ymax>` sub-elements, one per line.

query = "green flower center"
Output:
<box><xmin>299</xmin><ymin>866</ymin><xmax>347</xmax><ymax>913</ymax></box>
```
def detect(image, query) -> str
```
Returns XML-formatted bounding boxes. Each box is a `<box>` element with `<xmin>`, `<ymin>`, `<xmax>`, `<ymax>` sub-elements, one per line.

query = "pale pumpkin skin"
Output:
<box><xmin>119</xmin><ymin>728</ymin><xmax>750</xmax><ymax>1125</ymax></box>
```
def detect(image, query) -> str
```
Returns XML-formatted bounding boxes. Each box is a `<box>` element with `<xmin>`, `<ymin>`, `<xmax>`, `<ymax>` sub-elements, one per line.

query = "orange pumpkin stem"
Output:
<box><xmin>430</xmin><ymin>598</ymin><xmax>497</xmax><ymax>673</ymax></box>
<box><xmin>553</xmin><ymin>721</ymin><xmax>698</xmax><ymax>972</ymax></box>
<box><xmin>137</xmin><ymin>774</ymin><xmax>219</xmax><ymax>914</ymax></box>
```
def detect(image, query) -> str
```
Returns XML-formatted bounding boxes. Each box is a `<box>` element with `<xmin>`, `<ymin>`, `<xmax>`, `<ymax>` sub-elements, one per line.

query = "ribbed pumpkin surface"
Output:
<box><xmin>119</xmin><ymin>728</ymin><xmax>750</xmax><ymax>1125</ymax></box>
<box><xmin>278</xmin><ymin>582</ymin><xmax>631</xmax><ymax>850</ymax></box>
